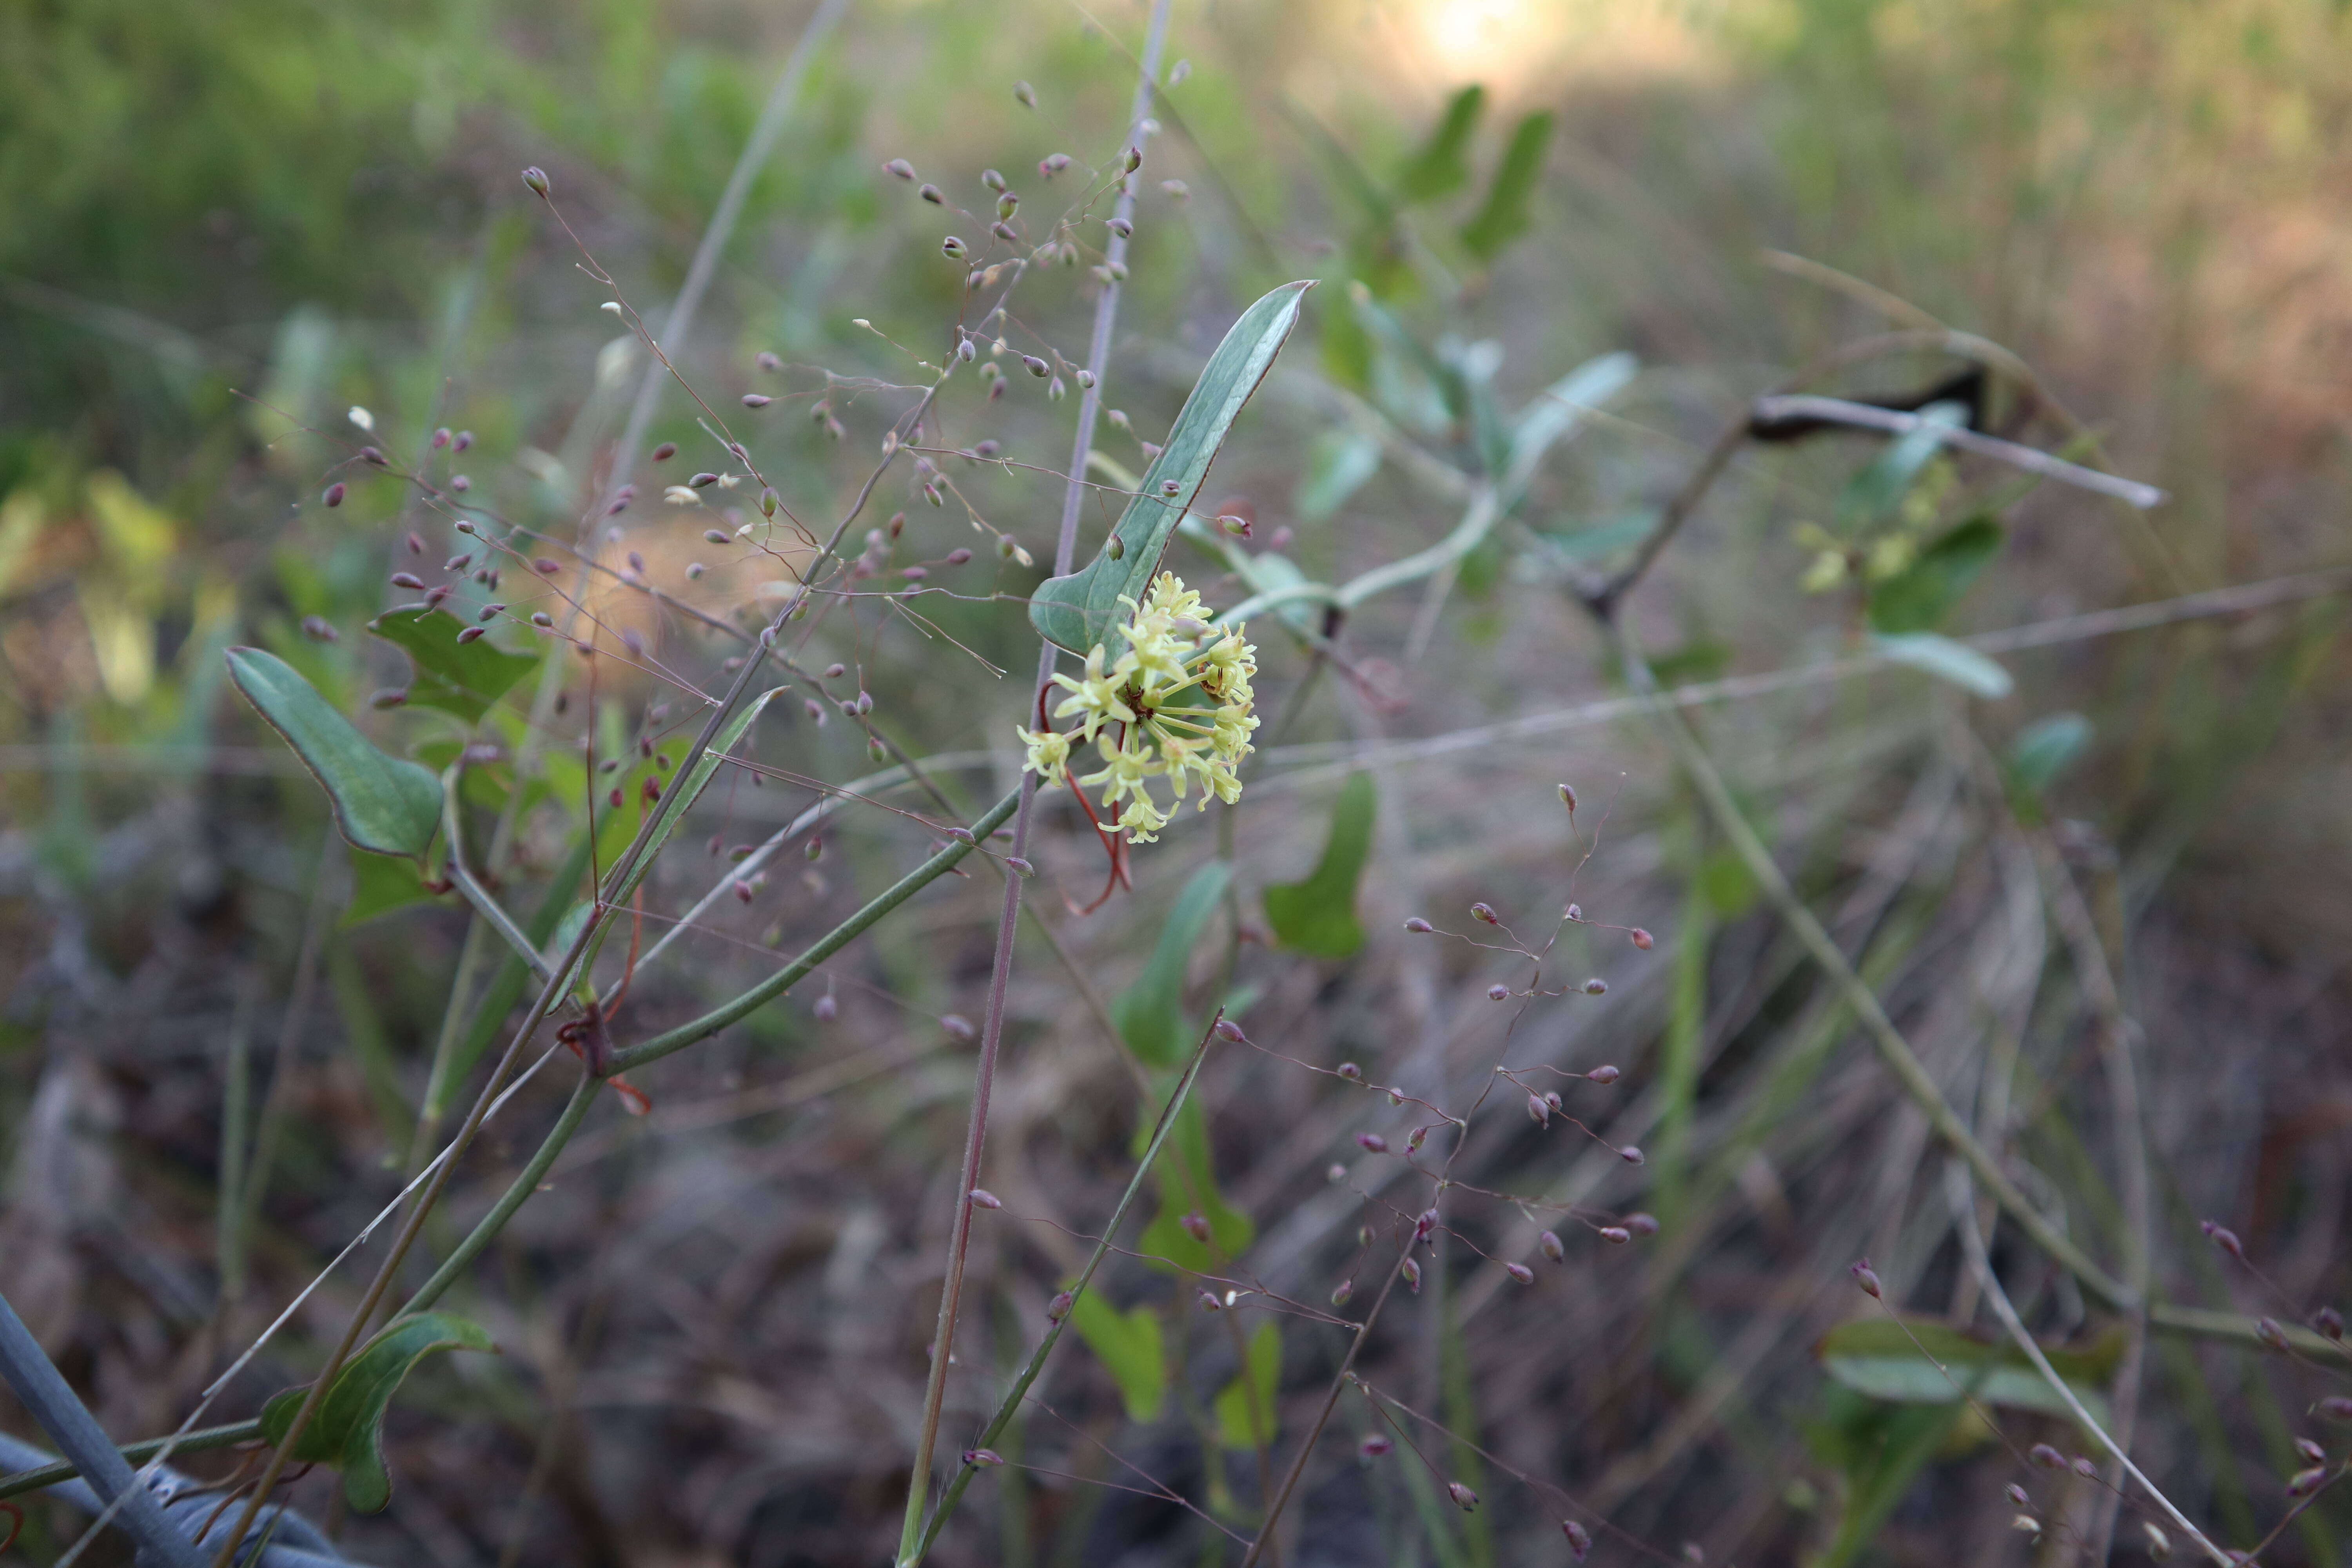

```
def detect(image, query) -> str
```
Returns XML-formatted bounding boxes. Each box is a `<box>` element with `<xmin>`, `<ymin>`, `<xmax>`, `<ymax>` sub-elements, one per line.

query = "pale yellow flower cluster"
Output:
<box><xmin>1017</xmin><ymin>572</ymin><xmax>1258</xmax><ymax>843</ymax></box>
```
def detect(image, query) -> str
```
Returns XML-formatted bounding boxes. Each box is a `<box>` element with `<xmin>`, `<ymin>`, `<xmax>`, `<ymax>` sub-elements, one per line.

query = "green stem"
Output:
<box><xmin>400</xmin><ymin>1074</ymin><xmax>599</xmax><ymax>1317</ymax></box>
<box><xmin>904</xmin><ymin>1020</ymin><xmax>1221</xmax><ymax>1565</ymax></box>
<box><xmin>604</xmin><ymin>789</ymin><xmax>1020</xmax><ymax>1077</ymax></box>
<box><xmin>0</xmin><ymin>1422</ymin><xmax>263</xmax><ymax>1503</ymax></box>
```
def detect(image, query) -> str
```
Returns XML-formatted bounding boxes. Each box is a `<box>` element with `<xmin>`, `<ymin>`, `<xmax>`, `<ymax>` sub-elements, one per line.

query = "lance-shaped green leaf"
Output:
<box><xmin>1067</xmin><ymin>1289</ymin><xmax>1167</xmax><ymax>1423</ymax></box>
<box><xmin>1212</xmin><ymin>1320</ymin><xmax>1281</xmax><ymax>1451</ymax></box>
<box><xmin>1817</xmin><ymin>1315</ymin><xmax>2117</xmax><ymax>1424</ymax></box>
<box><xmin>1263</xmin><ymin>771</ymin><xmax>1375</xmax><ymax>958</ymax></box>
<box><xmin>2007</xmin><ymin>712</ymin><xmax>2092</xmax><ymax>797</ymax></box>
<box><xmin>1111</xmin><ymin>862</ymin><xmax>1232</xmax><ymax>1067</ymax></box>
<box><xmin>258</xmin><ymin>1312</ymin><xmax>496</xmax><ymax>1512</ymax></box>
<box><xmin>1395</xmin><ymin>84</ymin><xmax>1485</xmax><ymax>203</ymax></box>
<box><xmin>1460</xmin><ymin>111</ymin><xmax>1555</xmax><ymax>262</ymax></box>
<box><xmin>1870</xmin><ymin>632</ymin><xmax>2013</xmax><ymax>699</ymax></box>
<box><xmin>343</xmin><ymin>849</ymin><xmax>444</xmax><ymax>926</ymax></box>
<box><xmin>367</xmin><ymin>603</ymin><xmax>540</xmax><ymax>722</ymax></box>
<box><xmin>228</xmin><ymin>646</ymin><xmax>441</xmax><ymax>860</ymax></box>
<box><xmin>1030</xmin><ymin>282</ymin><xmax>1312</xmax><ymax>655</ymax></box>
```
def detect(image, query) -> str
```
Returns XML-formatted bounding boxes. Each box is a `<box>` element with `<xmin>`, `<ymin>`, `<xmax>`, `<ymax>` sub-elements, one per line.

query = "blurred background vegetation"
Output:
<box><xmin>3</xmin><ymin>0</ymin><xmax>2350</xmax><ymax>1563</ymax></box>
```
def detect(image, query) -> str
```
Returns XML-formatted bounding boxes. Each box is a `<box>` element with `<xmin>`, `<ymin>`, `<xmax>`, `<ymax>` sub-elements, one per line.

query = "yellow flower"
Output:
<box><xmin>1049</xmin><ymin>645</ymin><xmax>1135</xmax><ymax>743</ymax></box>
<box><xmin>1013</xmin><ymin>572</ymin><xmax>1259</xmax><ymax>846</ymax></box>
<box><xmin>1017</xmin><ymin>725</ymin><xmax>1071</xmax><ymax>784</ymax></box>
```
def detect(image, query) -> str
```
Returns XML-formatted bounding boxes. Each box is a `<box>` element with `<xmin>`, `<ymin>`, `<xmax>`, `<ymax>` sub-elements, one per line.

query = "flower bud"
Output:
<box><xmin>1336</xmin><ymin>1062</ymin><xmax>1360</xmax><ymax>1080</ymax></box>
<box><xmin>742</xmin><ymin>393</ymin><xmax>772</xmax><ymax>408</ymax></box>
<box><xmin>1330</xmin><ymin>1279</ymin><xmax>1353</xmax><ymax>1307</ymax></box>
<box><xmin>1214</xmin><ymin>1018</ymin><xmax>1247</xmax><ymax>1044</ymax></box>
<box><xmin>1024</xmin><ymin>354</ymin><xmax>1049</xmax><ymax>378</ymax></box>
<box><xmin>532</xmin><ymin>612</ymin><xmax>554</xmax><ymax>628</ymax></box>
<box><xmin>451</xmin><ymin>474</ymin><xmax>471</xmax><ymax>492</ymax></box>
<box><xmin>1446</xmin><ymin>1481</ymin><xmax>1477</xmax><ymax>1511</ymax></box>
<box><xmin>1851</xmin><ymin>1259</ymin><xmax>1882</xmax><ymax>1298</ymax></box>
<box><xmin>1625</xmin><ymin>1212</ymin><xmax>1659</xmax><ymax>1236</ymax></box>
<box><xmin>2289</xmin><ymin>1466</ymin><xmax>2327</xmax><ymax>1496</ymax></box>
<box><xmin>2258</xmin><ymin>1317</ymin><xmax>2290</xmax><ymax>1352</ymax></box>
<box><xmin>322</xmin><ymin>481</ymin><xmax>346</xmax><ymax>508</ymax></box>
<box><xmin>1198</xmin><ymin>1289</ymin><xmax>1223</xmax><ymax>1311</ymax></box>
<box><xmin>651</xmin><ymin>441</ymin><xmax>677</xmax><ymax>461</ymax></box>
<box><xmin>690</xmin><ymin>471</ymin><xmax>720</xmax><ymax>488</ymax></box>
<box><xmin>2202</xmin><ymin>1220</ymin><xmax>2245</xmax><ymax>1259</ymax></box>
<box><xmin>2319</xmin><ymin>1307</ymin><xmax>2345</xmax><ymax>1341</ymax></box>
<box><xmin>457</xmin><ymin>626</ymin><xmax>485</xmax><ymax>644</ymax></box>
<box><xmin>1123</xmin><ymin>146</ymin><xmax>1143</xmax><ymax>172</ymax></box>
<box><xmin>1565</xmin><ymin>902</ymin><xmax>1582</xmax><ymax>921</ymax></box>
<box><xmin>1006</xmin><ymin>856</ymin><xmax>1034</xmax><ymax>877</ymax></box>
<box><xmin>2296</xmin><ymin>1437</ymin><xmax>2325</xmax><ymax>1464</ymax></box>
<box><xmin>1599</xmin><ymin>1226</ymin><xmax>1631</xmax><ymax>1245</ymax></box>
<box><xmin>1632</xmin><ymin>927</ymin><xmax>1654</xmax><ymax>949</ymax></box>
<box><xmin>1588</xmin><ymin>1064</ymin><xmax>1621</xmax><ymax>1084</ymax></box>
<box><xmin>1584</xmin><ymin>978</ymin><xmax>1609</xmax><ymax>996</ymax></box>
<box><xmin>1356</xmin><ymin>1132</ymin><xmax>1387</xmax><ymax>1154</ymax></box>
<box><xmin>705</xmin><ymin>529</ymin><xmax>730</xmax><ymax>544</ymax></box>
<box><xmin>942</xmin><ymin>236</ymin><xmax>969</xmax><ymax>260</ymax></box>
<box><xmin>391</xmin><ymin>572</ymin><xmax>425</xmax><ymax>590</ymax></box>
<box><xmin>1559</xmin><ymin>782</ymin><xmax>1577</xmax><ymax>810</ymax></box>
<box><xmin>2071</xmin><ymin>1455</ymin><xmax>2098</xmax><ymax>1478</ymax></box>
<box><xmin>1539</xmin><ymin>1230</ymin><xmax>1565</xmax><ymax>1261</ymax></box>
<box><xmin>1470</xmin><ymin>902</ymin><xmax>1498</xmax><ymax>924</ymax></box>
<box><xmin>453</xmin><ymin>429</ymin><xmax>473</xmax><ymax>451</ymax></box>
<box><xmin>1490</xmin><ymin>984</ymin><xmax>1513</xmax><ymax>1002</ymax></box>
<box><xmin>884</xmin><ymin>158</ymin><xmax>915</xmax><ymax>180</ymax></box>
<box><xmin>814</xmin><ymin>994</ymin><xmax>837</xmax><ymax>1022</ymax></box>
<box><xmin>920</xmin><ymin>182</ymin><xmax>944</xmax><ymax>204</ymax></box>
<box><xmin>964</xmin><ymin>1448</ymin><xmax>1004</xmax><ymax>1467</ymax></box>
<box><xmin>521</xmin><ymin>165</ymin><xmax>550</xmax><ymax>196</ymax></box>
<box><xmin>1505</xmin><ymin>1262</ymin><xmax>1535</xmax><ymax>1285</ymax></box>
<box><xmin>1528</xmin><ymin>1093</ymin><xmax>1550</xmax><ymax>1125</ymax></box>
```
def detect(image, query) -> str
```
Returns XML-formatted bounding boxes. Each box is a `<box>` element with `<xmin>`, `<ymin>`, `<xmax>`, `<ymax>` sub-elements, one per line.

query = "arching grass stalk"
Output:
<box><xmin>902</xmin><ymin>1016</ymin><xmax>1221</xmax><ymax>1564</ymax></box>
<box><xmin>894</xmin><ymin>0</ymin><xmax>1172</xmax><ymax>1557</ymax></box>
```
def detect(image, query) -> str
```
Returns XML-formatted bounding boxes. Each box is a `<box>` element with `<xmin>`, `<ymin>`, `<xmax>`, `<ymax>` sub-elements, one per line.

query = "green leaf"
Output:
<box><xmin>1869</xmin><ymin>632</ymin><xmax>2013</xmax><ymax>698</ymax></box>
<box><xmin>1067</xmin><ymin>1289</ymin><xmax>1166</xmax><ymax>1423</ymax></box>
<box><xmin>258</xmin><ymin>1312</ymin><xmax>496</xmax><ymax>1513</ymax></box>
<box><xmin>1866</xmin><ymin>516</ymin><xmax>2003</xmax><ymax>634</ymax></box>
<box><xmin>1111</xmin><ymin>862</ymin><xmax>1233</xmax><ymax>1068</ymax></box>
<box><xmin>342</xmin><ymin>848</ymin><xmax>444</xmax><ymax>926</ymax></box>
<box><xmin>227</xmin><ymin>647</ymin><xmax>441</xmax><ymax>860</ymax></box>
<box><xmin>1212</xmin><ymin>1320</ymin><xmax>1281</xmax><ymax>1451</ymax></box>
<box><xmin>1458</xmin><ymin>111</ymin><xmax>1554</xmax><ymax>263</ymax></box>
<box><xmin>439</xmin><ymin>831</ymin><xmax>595</xmax><ymax>1099</ymax></box>
<box><xmin>1395</xmin><ymin>85</ymin><xmax>1485</xmax><ymax>203</ymax></box>
<box><xmin>1136</xmin><ymin>1090</ymin><xmax>1253</xmax><ymax>1274</ymax></box>
<box><xmin>1817</xmin><ymin>1316</ymin><xmax>2116</xmax><ymax>1425</ymax></box>
<box><xmin>2009</xmin><ymin>712</ymin><xmax>2092</xmax><ymax>796</ymax></box>
<box><xmin>1294</xmin><ymin>427</ymin><xmax>1382</xmax><ymax>523</ymax></box>
<box><xmin>1503</xmin><ymin>352</ymin><xmax>1639</xmax><ymax>504</ymax></box>
<box><xmin>1262</xmin><ymin>771</ymin><xmax>1375</xmax><ymax>958</ymax></box>
<box><xmin>1030</xmin><ymin>282</ymin><xmax>1312</xmax><ymax>655</ymax></box>
<box><xmin>367</xmin><ymin>603</ymin><xmax>540</xmax><ymax>723</ymax></box>
<box><xmin>1835</xmin><ymin>401</ymin><xmax>1964</xmax><ymax>534</ymax></box>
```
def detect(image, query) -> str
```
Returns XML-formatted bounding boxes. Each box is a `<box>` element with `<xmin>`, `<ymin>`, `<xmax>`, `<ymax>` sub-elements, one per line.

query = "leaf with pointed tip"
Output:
<box><xmin>1395</xmin><ymin>85</ymin><xmax>1485</xmax><ymax>203</ymax></box>
<box><xmin>227</xmin><ymin>647</ymin><xmax>441</xmax><ymax>860</ymax></box>
<box><xmin>258</xmin><ymin>1312</ymin><xmax>496</xmax><ymax>1512</ymax></box>
<box><xmin>367</xmin><ymin>604</ymin><xmax>541</xmax><ymax>722</ymax></box>
<box><xmin>1870</xmin><ymin>632</ymin><xmax>2013</xmax><ymax>698</ymax></box>
<box><xmin>1111</xmin><ymin>862</ymin><xmax>1232</xmax><ymax>1068</ymax></box>
<box><xmin>1817</xmin><ymin>1315</ymin><xmax>2115</xmax><ymax>1424</ymax></box>
<box><xmin>1263</xmin><ymin>771</ymin><xmax>1375</xmax><ymax>958</ymax></box>
<box><xmin>1460</xmin><ymin>111</ymin><xmax>1555</xmax><ymax>262</ymax></box>
<box><xmin>1030</xmin><ymin>283</ymin><xmax>1312</xmax><ymax>655</ymax></box>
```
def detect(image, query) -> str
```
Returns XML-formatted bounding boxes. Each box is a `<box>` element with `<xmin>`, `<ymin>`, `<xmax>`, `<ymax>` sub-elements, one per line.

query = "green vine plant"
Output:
<box><xmin>18</xmin><ymin>14</ymin><xmax>2352</xmax><ymax>1568</ymax></box>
